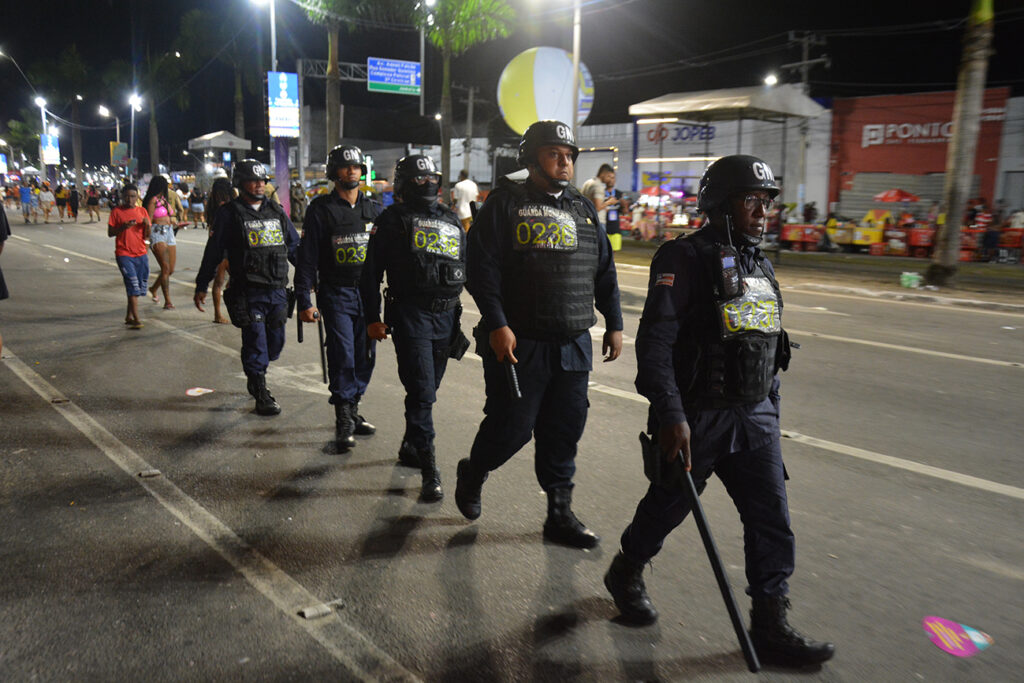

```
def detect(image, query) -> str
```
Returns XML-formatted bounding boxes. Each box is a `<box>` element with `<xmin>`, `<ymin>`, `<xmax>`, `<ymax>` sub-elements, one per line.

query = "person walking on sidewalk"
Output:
<box><xmin>603</xmin><ymin>154</ymin><xmax>834</xmax><ymax>667</ymax></box>
<box><xmin>455</xmin><ymin>120</ymin><xmax>623</xmax><ymax>549</ymax></box>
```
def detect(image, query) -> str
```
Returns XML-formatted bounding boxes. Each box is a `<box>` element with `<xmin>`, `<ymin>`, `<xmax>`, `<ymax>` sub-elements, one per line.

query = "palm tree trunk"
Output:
<box><xmin>440</xmin><ymin>51</ymin><xmax>453</xmax><ymax>200</ymax></box>
<box><xmin>234</xmin><ymin>68</ymin><xmax>245</xmax><ymax>139</ymax></box>
<box><xmin>326</xmin><ymin>22</ymin><xmax>341</xmax><ymax>151</ymax></box>
<box><xmin>149</xmin><ymin>108</ymin><xmax>160</xmax><ymax>176</ymax></box>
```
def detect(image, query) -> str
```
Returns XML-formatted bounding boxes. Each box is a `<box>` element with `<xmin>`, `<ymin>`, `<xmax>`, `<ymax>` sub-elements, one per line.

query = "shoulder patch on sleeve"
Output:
<box><xmin>655</xmin><ymin>273</ymin><xmax>676</xmax><ymax>287</ymax></box>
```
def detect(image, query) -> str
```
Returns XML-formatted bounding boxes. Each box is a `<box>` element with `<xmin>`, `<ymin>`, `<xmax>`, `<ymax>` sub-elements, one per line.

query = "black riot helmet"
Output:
<box><xmin>697</xmin><ymin>154</ymin><xmax>780</xmax><ymax>214</ymax></box>
<box><xmin>698</xmin><ymin>154</ymin><xmax>780</xmax><ymax>247</ymax></box>
<box><xmin>393</xmin><ymin>155</ymin><xmax>442</xmax><ymax>208</ymax></box>
<box><xmin>232</xmin><ymin>158</ymin><xmax>270</xmax><ymax>187</ymax></box>
<box><xmin>326</xmin><ymin>145</ymin><xmax>367</xmax><ymax>184</ymax></box>
<box><xmin>516</xmin><ymin>120</ymin><xmax>579</xmax><ymax>167</ymax></box>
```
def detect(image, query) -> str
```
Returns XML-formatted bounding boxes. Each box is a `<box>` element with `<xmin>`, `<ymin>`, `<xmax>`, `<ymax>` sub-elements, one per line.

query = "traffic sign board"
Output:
<box><xmin>367</xmin><ymin>57</ymin><xmax>421</xmax><ymax>96</ymax></box>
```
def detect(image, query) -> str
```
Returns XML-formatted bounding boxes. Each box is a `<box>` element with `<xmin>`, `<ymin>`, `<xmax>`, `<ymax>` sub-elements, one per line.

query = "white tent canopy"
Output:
<box><xmin>629</xmin><ymin>84</ymin><xmax>825</xmax><ymax>121</ymax></box>
<box><xmin>187</xmin><ymin>130</ymin><xmax>252</xmax><ymax>152</ymax></box>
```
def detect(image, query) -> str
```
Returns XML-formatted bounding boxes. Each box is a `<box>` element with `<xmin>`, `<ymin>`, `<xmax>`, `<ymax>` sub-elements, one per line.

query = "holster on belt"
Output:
<box><xmin>639</xmin><ymin>432</ymin><xmax>684</xmax><ymax>490</ymax></box>
<box><xmin>448</xmin><ymin>304</ymin><xmax>470</xmax><ymax>360</ymax></box>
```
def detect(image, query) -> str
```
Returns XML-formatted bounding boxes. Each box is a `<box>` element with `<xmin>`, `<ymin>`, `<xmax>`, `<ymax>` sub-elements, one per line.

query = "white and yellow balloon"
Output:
<box><xmin>497</xmin><ymin>47</ymin><xmax>594</xmax><ymax>135</ymax></box>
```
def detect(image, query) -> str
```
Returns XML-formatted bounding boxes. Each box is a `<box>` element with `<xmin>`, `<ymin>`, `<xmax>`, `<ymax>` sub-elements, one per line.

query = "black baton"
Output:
<box><xmin>681</xmin><ymin>463</ymin><xmax>761</xmax><ymax>673</ymax></box>
<box><xmin>504</xmin><ymin>360</ymin><xmax>522</xmax><ymax>401</ymax></box>
<box><xmin>296</xmin><ymin>313</ymin><xmax>303</xmax><ymax>344</ymax></box>
<box><xmin>315</xmin><ymin>311</ymin><xmax>327</xmax><ymax>384</ymax></box>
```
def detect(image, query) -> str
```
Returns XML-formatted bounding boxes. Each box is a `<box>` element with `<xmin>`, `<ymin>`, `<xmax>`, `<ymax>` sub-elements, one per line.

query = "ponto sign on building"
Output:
<box><xmin>267</xmin><ymin>71</ymin><xmax>300</xmax><ymax>138</ymax></box>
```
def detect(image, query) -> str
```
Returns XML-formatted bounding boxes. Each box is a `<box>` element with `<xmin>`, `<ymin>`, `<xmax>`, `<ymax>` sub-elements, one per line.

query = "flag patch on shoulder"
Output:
<box><xmin>655</xmin><ymin>273</ymin><xmax>676</xmax><ymax>287</ymax></box>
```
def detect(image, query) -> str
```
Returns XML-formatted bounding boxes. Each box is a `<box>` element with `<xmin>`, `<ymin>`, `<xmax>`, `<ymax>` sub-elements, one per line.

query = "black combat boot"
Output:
<box><xmin>454</xmin><ymin>458</ymin><xmax>487</xmax><ymax>520</ymax></box>
<box><xmin>351</xmin><ymin>399</ymin><xmax>376</xmax><ymax>436</ymax></box>
<box><xmin>246</xmin><ymin>373</ymin><xmax>281</xmax><ymax>416</ymax></box>
<box><xmin>750</xmin><ymin>596</ymin><xmax>835</xmax><ymax>666</ymax></box>
<box><xmin>542</xmin><ymin>487</ymin><xmax>600</xmax><ymax>549</ymax></box>
<box><xmin>334</xmin><ymin>403</ymin><xmax>356</xmax><ymax>452</ymax></box>
<box><xmin>604</xmin><ymin>551</ymin><xmax>658</xmax><ymax>626</ymax></box>
<box><xmin>418</xmin><ymin>446</ymin><xmax>443</xmax><ymax>503</ymax></box>
<box><xmin>397</xmin><ymin>441</ymin><xmax>419</xmax><ymax>468</ymax></box>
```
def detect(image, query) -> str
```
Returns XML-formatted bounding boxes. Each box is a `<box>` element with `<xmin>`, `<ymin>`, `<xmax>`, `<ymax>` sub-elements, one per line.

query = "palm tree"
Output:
<box><xmin>138</xmin><ymin>46</ymin><xmax>190</xmax><ymax>176</ymax></box>
<box><xmin>177</xmin><ymin>10</ymin><xmax>261</xmax><ymax>140</ymax></box>
<box><xmin>28</xmin><ymin>45</ymin><xmax>89</xmax><ymax>190</ymax></box>
<box><xmin>419</xmin><ymin>0</ymin><xmax>515</xmax><ymax>197</ymax></box>
<box><xmin>304</xmin><ymin>0</ymin><xmax>409</xmax><ymax>151</ymax></box>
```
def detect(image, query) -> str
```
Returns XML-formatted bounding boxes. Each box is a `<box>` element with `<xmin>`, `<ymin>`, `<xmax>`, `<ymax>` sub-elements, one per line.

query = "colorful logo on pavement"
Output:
<box><xmin>922</xmin><ymin>616</ymin><xmax>992</xmax><ymax>657</ymax></box>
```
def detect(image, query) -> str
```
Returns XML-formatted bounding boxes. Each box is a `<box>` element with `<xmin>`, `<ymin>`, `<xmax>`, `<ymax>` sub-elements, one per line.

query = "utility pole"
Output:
<box><xmin>927</xmin><ymin>0</ymin><xmax>994</xmax><ymax>287</ymax></box>
<box><xmin>781</xmin><ymin>31</ymin><xmax>828</xmax><ymax>219</ymax></box>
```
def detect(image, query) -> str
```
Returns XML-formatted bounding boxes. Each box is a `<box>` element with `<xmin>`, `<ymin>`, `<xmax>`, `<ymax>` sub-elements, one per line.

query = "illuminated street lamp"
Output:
<box><xmin>764</xmin><ymin>73</ymin><xmax>778</xmax><ymax>86</ymax></box>
<box><xmin>98</xmin><ymin>105</ymin><xmax>120</xmax><ymax>143</ymax></box>
<box><xmin>250</xmin><ymin>0</ymin><xmax>277</xmax><ymax>71</ymax></box>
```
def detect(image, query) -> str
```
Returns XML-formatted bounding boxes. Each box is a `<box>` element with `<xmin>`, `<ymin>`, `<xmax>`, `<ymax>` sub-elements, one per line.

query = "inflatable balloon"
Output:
<box><xmin>497</xmin><ymin>47</ymin><xmax>594</xmax><ymax>135</ymax></box>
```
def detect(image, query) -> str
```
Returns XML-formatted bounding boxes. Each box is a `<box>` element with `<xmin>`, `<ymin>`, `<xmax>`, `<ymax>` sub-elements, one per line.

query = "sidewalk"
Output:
<box><xmin>614</xmin><ymin>238</ymin><xmax>1024</xmax><ymax>312</ymax></box>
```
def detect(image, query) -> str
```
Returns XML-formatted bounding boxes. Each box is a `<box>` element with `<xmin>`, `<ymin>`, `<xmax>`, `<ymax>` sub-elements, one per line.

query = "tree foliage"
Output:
<box><xmin>421</xmin><ymin>0</ymin><xmax>515</xmax><ymax>59</ymax></box>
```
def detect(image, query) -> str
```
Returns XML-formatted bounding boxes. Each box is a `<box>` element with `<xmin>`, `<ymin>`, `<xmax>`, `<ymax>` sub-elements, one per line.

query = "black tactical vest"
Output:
<box><xmin>500</xmin><ymin>183</ymin><xmax>599</xmax><ymax>340</ymax></box>
<box><xmin>684</xmin><ymin>232</ymin><xmax>782</xmax><ymax>405</ymax></box>
<box><xmin>396</xmin><ymin>206</ymin><xmax>466</xmax><ymax>301</ymax></box>
<box><xmin>318</xmin><ymin>195</ymin><xmax>380</xmax><ymax>286</ymax></box>
<box><xmin>231</xmin><ymin>199</ymin><xmax>290</xmax><ymax>288</ymax></box>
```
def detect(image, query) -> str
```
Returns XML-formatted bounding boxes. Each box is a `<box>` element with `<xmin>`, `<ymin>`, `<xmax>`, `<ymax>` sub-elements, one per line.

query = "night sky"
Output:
<box><xmin>1</xmin><ymin>0</ymin><xmax>1022</xmax><ymax>172</ymax></box>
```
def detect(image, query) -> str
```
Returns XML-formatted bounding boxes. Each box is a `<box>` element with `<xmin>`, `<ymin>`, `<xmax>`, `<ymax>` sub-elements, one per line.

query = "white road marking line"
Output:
<box><xmin>787</xmin><ymin>328</ymin><xmax>1023</xmax><ymax>368</ymax></box>
<box><xmin>785</xmin><ymin>286</ymin><xmax>1024</xmax><ymax>318</ymax></box>
<box><xmin>1</xmin><ymin>348</ymin><xmax>419</xmax><ymax>683</ymax></box>
<box><xmin>781</xmin><ymin>430</ymin><xmax>1024</xmax><ymax>502</ymax></box>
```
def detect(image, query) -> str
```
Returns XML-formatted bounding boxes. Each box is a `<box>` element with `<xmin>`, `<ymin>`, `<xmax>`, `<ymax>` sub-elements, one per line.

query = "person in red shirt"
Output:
<box><xmin>108</xmin><ymin>184</ymin><xmax>151</xmax><ymax>329</ymax></box>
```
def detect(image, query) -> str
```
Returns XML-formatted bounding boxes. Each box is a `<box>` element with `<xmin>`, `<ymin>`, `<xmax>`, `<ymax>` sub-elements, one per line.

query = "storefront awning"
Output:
<box><xmin>187</xmin><ymin>130</ymin><xmax>252</xmax><ymax>151</ymax></box>
<box><xmin>629</xmin><ymin>84</ymin><xmax>825</xmax><ymax>121</ymax></box>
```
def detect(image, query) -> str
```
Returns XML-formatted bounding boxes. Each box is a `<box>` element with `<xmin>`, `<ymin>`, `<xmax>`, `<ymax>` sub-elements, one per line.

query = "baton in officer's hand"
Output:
<box><xmin>679</xmin><ymin>456</ymin><xmax>761</xmax><ymax>673</ymax></box>
<box><xmin>296</xmin><ymin>312</ymin><xmax>304</xmax><ymax>344</ymax></box>
<box><xmin>314</xmin><ymin>311</ymin><xmax>327</xmax><ymax>384</ymax></box>
<box><xmin>504</xmin><ymin>360</ymin><xmax>522</xmax><ymax>401</ymax></box>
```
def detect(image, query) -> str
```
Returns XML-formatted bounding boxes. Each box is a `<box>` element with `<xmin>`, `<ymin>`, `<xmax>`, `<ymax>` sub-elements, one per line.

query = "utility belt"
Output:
<box><xmin>512</xmin><ymin>327</ymin><xmax>586</xmax><ymax>345</ymax></box>
<box><xmin>387</xmin><ymin>289</ymin><xmax>461</xmax><ymax>313</ymax></box>
<box><xmin>321</xmin><ymin>276</ymin><xmax>361</xmax><ymax>289</ymax></box>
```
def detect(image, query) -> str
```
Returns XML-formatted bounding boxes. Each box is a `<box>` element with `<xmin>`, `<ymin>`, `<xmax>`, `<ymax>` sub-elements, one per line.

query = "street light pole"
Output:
<box><xmin>128</xmin><ymin>93</ymin><xmax>142</xmax><ymax>178</ymax></box>
<box><xmin>269</xmin><ymin>0</ymin><xmax>277</xmax><ymax>72</ymax></box>
<box><xmin>34</xmin><ymin>96</ymin><xmax>47</xmax><ymax>182</ymax></box>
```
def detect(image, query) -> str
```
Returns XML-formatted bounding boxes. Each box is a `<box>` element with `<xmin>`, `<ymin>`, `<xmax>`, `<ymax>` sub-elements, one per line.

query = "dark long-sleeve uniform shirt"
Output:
<box><xmin>360</xmin><ymin>201</ymin><xmax>463</xmax><ymax>339</ymax></box>
<box><xmin>635</xmin><ymin>230</ymin><xmax>781</xmax><ymax>452</ymax></box>
<box><xmin>293</xmin><ymin>191</ymin><xmax>380</xmax><ymax>312</ymax></box>
<box><xmin>465</xmin><ymin>179</ymin><xmax>623</xmax><ymax>370</ymax></box>
<box><xmin>194</xmin><ymin>196</ymin><xmax>299</xmax><ymax>295</ymax></box>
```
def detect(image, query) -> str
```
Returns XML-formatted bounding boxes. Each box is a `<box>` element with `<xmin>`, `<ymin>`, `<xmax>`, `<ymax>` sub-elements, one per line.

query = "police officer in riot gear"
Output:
<box><xmin>360</xmin><ymin>154</ymin><xmax>468</xmax><ymax>502</ymax></box>
<box><xmin>294</xmin><ymin>145</ymin><xmax>382</xmax><ymax>451</ymax></box>
<box><xmin>456</xmin><ymin>120</ymin><xmax>623</xmax><ymax>549</ymax></box>
<box><xmin>194</xmin><ymin>159</ymin><xmax>300</xmax><ymax>415</ymax></box>
<box><xmin>604</xmin><ymin>154</ymin><xmax>834</xmax><ymax>667</ymax></box>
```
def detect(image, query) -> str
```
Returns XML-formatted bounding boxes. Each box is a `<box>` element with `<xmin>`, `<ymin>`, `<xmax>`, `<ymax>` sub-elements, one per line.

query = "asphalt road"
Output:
<box><xmin>1</xmin><ymin>211</ymin><xmax>1022</xmax><ymax>682</ymax></box>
